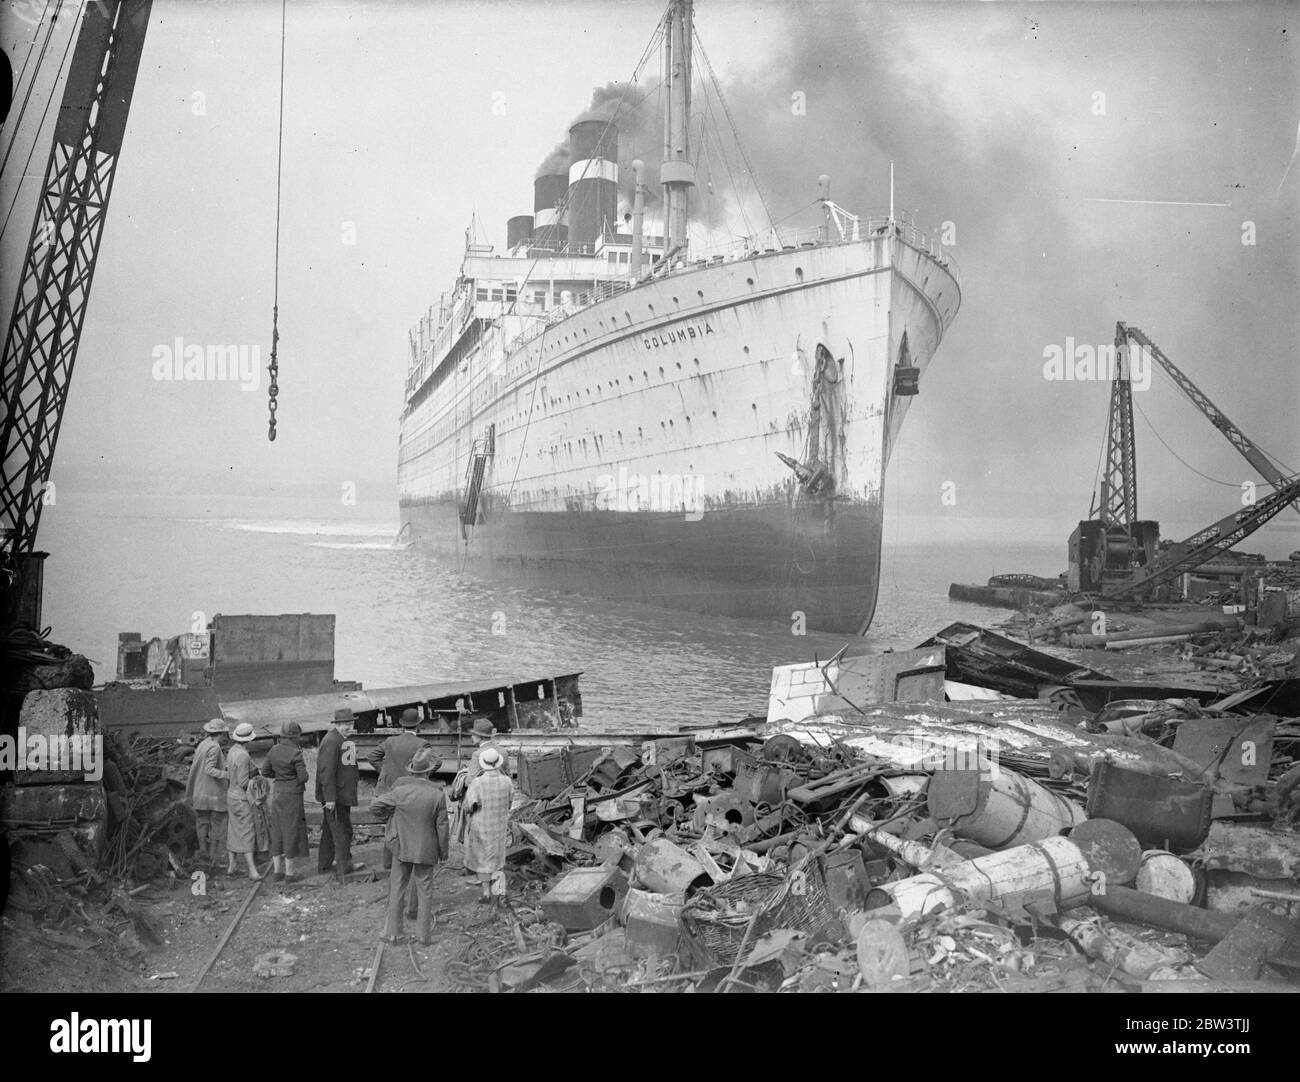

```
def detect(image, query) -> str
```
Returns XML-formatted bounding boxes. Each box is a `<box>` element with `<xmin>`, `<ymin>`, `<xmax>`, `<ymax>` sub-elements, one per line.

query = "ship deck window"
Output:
<box><xmin>476</xmin><ymin>289</ymin><xmax>489</xmax><ymax>301</ymax></box>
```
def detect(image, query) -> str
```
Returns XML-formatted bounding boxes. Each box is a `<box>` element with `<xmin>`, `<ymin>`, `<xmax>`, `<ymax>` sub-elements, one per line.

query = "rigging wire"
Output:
<box><xmin>695</xmin><ymin>64</ymin><xmax>752</xmax><ymax>238</ymax></box>
<box><xmin>1</xmin><ymin>0</ymin><xmax>55</xmax><ymax>143</ymax></box>
<box><xmin>1132</xmin><ymin>394</ymin><xmax>1255</xmax><ymax>488</ymax></box>
<box><xmin>0</xmin><ymin>0</ymin><xmax>85</xmax><ymax>244</ymax></box>
<box><xmin>266</xmin><ymin>0</ymin><xmax>286</xmax><ymax>442</ymax></box>
<box><xmin>1147</xmin><ymin>360</ymin><xmax>1299</xmax><ymax>476</ymax></box>
<box><xmin>0</xmin><ymin>0</ymin><xmax>57</xmax><ymax>174</ymax></box>
<box><xmin>1087</xmin><ymin>404</ymin><xmax>1108</xmax><ymax>518</ymax></box>
<box><xmin>692</xmin><ymin>27</ymin><xmax>775</xmax><ymax>233</ymax></box>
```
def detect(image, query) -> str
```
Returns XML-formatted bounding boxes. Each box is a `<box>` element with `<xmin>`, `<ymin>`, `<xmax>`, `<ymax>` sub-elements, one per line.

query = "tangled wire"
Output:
<box><xmin>446</xmin><ymin>920</ymin><xmax>529</xmax><ymax>990</ymax></box>
<box><xmin>0</xmin><ymin>623</ymin><xmax>70</xmax><ymax>666</ymax></box>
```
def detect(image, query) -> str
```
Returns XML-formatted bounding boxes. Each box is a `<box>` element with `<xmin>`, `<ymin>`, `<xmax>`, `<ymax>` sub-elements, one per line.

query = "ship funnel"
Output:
<box><xmin>533</xmin><ymin>173</ymin><xmax>568</xmax><ymax>250</ymax></box>
<box><xmin>567</xmin><ymin>119</ymin><xmax>619</xmax><ymax>253</ymax></box>
<box><xmin>506</xmin><ymin>214</ymin><xmax>534</xmax><ymax>251</ymax></box>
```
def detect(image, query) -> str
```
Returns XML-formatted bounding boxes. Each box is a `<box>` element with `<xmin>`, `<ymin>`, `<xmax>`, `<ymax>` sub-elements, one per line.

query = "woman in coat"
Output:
<box><xmin>462</xmin><ymin>747</ymin><xmax>513</xmax><ymax>906</ymax></box>
<box><xmin>225</xmin><ymin>722</ymin><xmax>264</xmax><ymax>880</ymax></box>
<box><xmin>260</xmin><ymin>720</ymin><xmax>310</xmax><ymax>883</ymax></box>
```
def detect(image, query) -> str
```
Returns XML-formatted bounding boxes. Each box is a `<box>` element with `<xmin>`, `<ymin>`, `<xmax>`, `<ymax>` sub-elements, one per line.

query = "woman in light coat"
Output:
<box><xmin>462</xmin><ymin>747</ymin><xmax>513</xmax><ymax>906</ymax></box>
<box><xmin>225</xmin><ymin>723</ymin><xmax>264</xmax><ymax>880</ymax></box>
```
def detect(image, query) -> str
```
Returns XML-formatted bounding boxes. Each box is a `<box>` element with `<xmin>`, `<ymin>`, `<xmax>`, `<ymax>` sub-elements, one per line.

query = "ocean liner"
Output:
<box><xmin>398</xmin><ymin>0</ymin><xmax>960</xmax><ymax>634</ymax></box>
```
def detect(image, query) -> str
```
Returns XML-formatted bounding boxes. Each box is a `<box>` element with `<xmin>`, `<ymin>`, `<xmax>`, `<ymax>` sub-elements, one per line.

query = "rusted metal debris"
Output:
<box><xmin>473</xmin><ymin>621</ymin><xmax>1299</xmax><ymax>992</ymax></box>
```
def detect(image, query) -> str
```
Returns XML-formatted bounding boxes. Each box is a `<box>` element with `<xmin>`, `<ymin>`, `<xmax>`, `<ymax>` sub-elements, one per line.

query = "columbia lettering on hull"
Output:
<box><xmin>397</xmin><ymin>0</ymin><xmax>960</xmax><ymax>634</ymax></box>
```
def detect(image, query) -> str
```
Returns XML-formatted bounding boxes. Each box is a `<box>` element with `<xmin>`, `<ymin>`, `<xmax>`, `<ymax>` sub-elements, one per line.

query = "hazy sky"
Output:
<box><xmin>2</xmin><ymin>0</ymin><xmax>1297</xmax><ymax>552</ymax></box>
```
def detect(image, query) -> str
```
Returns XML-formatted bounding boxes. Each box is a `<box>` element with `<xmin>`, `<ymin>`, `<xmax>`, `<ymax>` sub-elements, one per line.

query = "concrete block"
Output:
<box><xmin>19</xmin><ymin>688</ymin><xmax>99</xmax><ymax>739</ymax></box>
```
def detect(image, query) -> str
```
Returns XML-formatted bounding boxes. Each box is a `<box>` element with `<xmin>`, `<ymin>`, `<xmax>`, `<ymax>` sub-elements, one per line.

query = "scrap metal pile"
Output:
<box><xmin>482</xmin><ymin>629</ymin><xmax>1300</xmax><ymax>993</ymax></box>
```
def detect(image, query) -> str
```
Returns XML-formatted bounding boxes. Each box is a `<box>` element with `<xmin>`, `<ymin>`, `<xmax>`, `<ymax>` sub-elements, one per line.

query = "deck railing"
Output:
<box><xmin>495</xmin><ymin>214</ymin><xmax>959</xmax><ymax>358</ymax></box>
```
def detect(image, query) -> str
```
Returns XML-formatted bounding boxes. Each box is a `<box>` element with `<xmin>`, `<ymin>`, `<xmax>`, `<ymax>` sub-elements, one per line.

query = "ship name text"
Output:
<box><xmin>643</xmin><ymin>321</ymin><xmax>715</xmax><ymax>351</ymax></box>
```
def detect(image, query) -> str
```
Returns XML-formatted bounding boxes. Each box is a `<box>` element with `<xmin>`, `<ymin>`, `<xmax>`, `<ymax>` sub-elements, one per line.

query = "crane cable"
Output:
<box><xmin>0</xmin><ymin>0</ymin><xmax>54</xmax><ymax>156</ymax></box>
<box><xmin>266</xmin><ymin>0</ymin><xmax>286</xmax><ymax>442</ymax></box>
<box><xmin>0</xmin><ymin>2</ymin><xmax>83</xmax><ymax>244</ymax></box>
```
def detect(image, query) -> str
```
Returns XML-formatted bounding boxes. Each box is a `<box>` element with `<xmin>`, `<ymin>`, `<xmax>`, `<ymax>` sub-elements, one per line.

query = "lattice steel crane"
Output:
<box><xmin>1070</xmin><ymin>320</ymin><xmax>1298</xmax><ymax>599</ymax></box>
<box><xmin>0</xmin><ymin>1</ymin><xmax>152</xmax><ymax>622</ymax></box>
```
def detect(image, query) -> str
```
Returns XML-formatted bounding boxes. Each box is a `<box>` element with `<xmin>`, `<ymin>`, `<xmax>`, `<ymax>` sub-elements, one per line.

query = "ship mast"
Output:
<box><xmin>661</xmin><ymin>0</ymin><xmax>695</xmax><ymax>255</ymax></box>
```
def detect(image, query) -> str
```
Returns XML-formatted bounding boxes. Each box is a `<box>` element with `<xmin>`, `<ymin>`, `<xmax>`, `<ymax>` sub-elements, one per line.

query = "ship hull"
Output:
<box><xmin>399</xmin><ymin>232</ymin><xmax>959</xmax><ymax>634</ymax></box>
<box><xmin>400</xmin><ymin>495</ymin><xmax>884</xmax><ymax>632</ymax></box>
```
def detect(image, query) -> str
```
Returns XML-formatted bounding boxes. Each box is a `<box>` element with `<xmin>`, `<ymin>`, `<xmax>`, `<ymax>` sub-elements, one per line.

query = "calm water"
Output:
<box><xmin>43</xmin><ymin>491</ymin><xmax>1066</xmax><ymax>726</ymax></box>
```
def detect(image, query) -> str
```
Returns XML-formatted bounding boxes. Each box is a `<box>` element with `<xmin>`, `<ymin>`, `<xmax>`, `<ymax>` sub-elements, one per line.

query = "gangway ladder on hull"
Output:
<box><xmin>459</xmin><ymin>424</ymin><xmax>495</xmax><ymax>539</ymax></box>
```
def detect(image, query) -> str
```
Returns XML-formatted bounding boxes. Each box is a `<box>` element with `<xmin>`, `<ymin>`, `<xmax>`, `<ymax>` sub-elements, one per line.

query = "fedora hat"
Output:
<box><xmin>334</xmin><ymin>706</ymin><xmax>356</xmax><ymax>724</ymax></box>
<box><xmin>471</xmin><ymin>718</ymin><xmax>496</xmax><ymax>738</ymax></box>
<box><xmin>231</xmin><ymin>722</ymin><xmax>256</xmax><ymax>743</ymax></box>
<box><xmin>203</xmin><ymin>718</ymin><xmax>229</xmax><ymax>735</ymax></box>
<box><xmin>479</xmin><ymin>747</ymin><xmax>503</xmax><ymax>770</ymax></box>
<box><xmin>408</xmin><ymin>747</ymin><xmax>437</xmax><ymax>774</ymax></box>
<box><xmin>399</xmin><ymin>708</ymin><xmax>420</xmax><ymax>729</ymax></box>
<box><xmin>282</xmin><ymin>721</ymin><xmax>302</xmax><ymax>739</ymax></box>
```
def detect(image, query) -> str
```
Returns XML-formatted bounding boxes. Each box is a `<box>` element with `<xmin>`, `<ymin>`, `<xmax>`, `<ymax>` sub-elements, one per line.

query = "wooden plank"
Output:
<box><xmin>519</xmin><ymin>821</ymin><xmax>568</xmax><ymax>858</ymax></box>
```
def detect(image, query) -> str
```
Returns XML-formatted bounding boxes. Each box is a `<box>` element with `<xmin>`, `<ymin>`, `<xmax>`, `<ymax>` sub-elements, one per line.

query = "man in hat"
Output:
<box><xmin>368</xmin><ymin>709</ymin><xmax>428</xmax><ymax>796</ymax></box>
<box><xmin>452</xmin><ymin>718</ymin><xmax>501</xmax><ymax>875</ymax></box>
<box><xmin>463</xmin><ymin>746</ymin><xmax>513</xmax><ymax>907</ymax></box>
<box><xmin>317</xmin><ymin>706</ymin><xmax>364</xmax><ymax>880</ymax></box>
<box><xmin>464</xmin><ymin>718</ymin><xmax>502</xmax><ymax>786</ymax></box>
<box><xmin>185</xmin><ymin>718</ymin><xmax>230</xmax><ymax>872</ymax></box>
<box><xmin>368</xmin><ymin>708</ymin><xmax>429</xmax><ymax>874</ymax></box>
<box><xmin>369</xmin><ymin>746</ymin><xmax>449</xmax><ymax>945</ymax></box>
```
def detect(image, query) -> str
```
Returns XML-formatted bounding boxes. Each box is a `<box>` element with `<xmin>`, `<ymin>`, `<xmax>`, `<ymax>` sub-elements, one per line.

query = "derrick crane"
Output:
<box><xmin>0</xmin><ymin>1</ymin><xmax>152</xmax><ymax>623</ymax></box>
<box><xmin>1120</xmin><ymin>323</ymin><xmax>1299</xmax><ymax>513</ymax></box>
<box><xmin>1069</xmin><ymin>320</ymin><xmax>1297</xmax><ymax>602</ymax></box>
